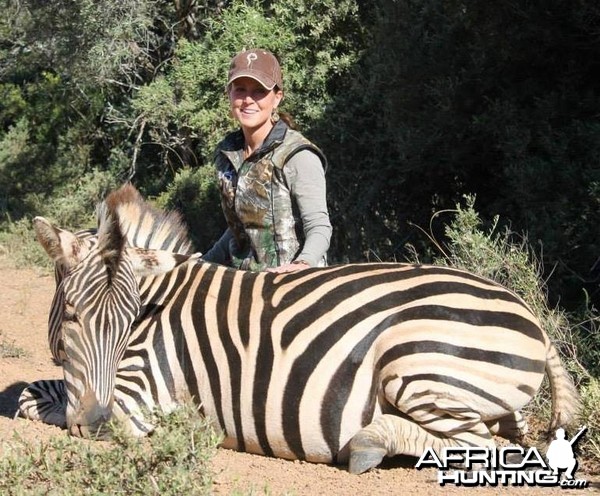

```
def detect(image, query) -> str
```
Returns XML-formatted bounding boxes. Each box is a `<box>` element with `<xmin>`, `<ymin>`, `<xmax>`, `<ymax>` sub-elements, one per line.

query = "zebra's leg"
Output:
<box><xmin>18</xmin><ymin>380</ymin><xmax>67</xmax><ymax>428</ymax></box>
<box><xmin>348</xmin><ymin>408</ymin><xmax>495</xmax><ymax>474</ymax></box>
<box><xmin>485</xmin><ymin>410</ymin><xmax>528</xmax><ymax>442</ymax></box>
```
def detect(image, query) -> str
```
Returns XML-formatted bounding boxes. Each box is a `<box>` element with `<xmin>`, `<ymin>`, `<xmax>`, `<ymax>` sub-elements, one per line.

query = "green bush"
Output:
<box><xmin>0</xmin><ymin>403</ymin><xmax>221</xmax><ymax>495</ymax></box>
<box><xmin>129</xmin><ymin>0</ymin><xmax>362</xmax><ymax>174</ymax></box>
<box><xmin>45</xmin><ymin>169</ymin><xmax>120</xmax><ymax>230</ymax></box>
<box><xmin>0</xmin><ymin>218</ymin><xmax>51</xmax><ymax>270</ymax></box>
<box><xmin>154</xmin><ymin>166</ymin><xmax>226</xmax><ymax>253</ymax></box>
<box><xmin>2</xmin><ymin>0</ymin><xmax>599</xmax><ymax>312</ymax></box>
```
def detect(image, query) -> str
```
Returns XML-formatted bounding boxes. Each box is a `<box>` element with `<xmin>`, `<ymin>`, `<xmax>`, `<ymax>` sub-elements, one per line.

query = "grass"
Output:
<box><xmin>0</xmin><ymin>403</ymin><xmax>222</xmax><ymax>495</ymax></box>
<box><xmin>579</xmin><ymin>378</ymin><xmax>600</xmax><ymax>473</ymax></box>
<box><xmin>0</xmin><ymin>331</ymin><xmax>27</xmax><ymax>359</ymax></box>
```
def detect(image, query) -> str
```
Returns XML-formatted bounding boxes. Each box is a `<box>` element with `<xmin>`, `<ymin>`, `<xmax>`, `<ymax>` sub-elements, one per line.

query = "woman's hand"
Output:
<box><xmin>267</xmin><ymin>260</ymin><xmax>310</xmax><ymax>273</ymax></box>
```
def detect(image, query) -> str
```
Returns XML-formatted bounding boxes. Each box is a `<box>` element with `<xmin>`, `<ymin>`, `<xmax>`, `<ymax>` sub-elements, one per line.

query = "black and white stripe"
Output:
<box><xmin>20</xmin><ymin>185</ymin><xmax>580</xmax><ymax>473</ymax></box>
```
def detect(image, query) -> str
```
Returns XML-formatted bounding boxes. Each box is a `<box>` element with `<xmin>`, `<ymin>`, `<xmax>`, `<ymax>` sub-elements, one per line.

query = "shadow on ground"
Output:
<box><xmin>0</xmin><ymin>381</ymin><xmax>27</xmax><ymax>418</ymax></box>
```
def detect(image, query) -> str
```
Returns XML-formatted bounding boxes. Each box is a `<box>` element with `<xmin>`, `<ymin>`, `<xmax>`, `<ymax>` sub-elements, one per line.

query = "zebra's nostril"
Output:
<box><xmin>68</xmin><ymin>413</ymin><xmax>113</xmax><ymax>439</ymax></box>
<box><xmin>68</xmin><ymin>423</ymin><xmax>89</xmax><ymax>438</ymax></box>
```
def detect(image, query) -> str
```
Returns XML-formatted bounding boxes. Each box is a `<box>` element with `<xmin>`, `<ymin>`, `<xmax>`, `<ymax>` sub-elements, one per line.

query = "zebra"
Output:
<box><xmin>21</xmin><ymin>185</ymin><xmax>580</xmax><ymax>474</ymax></box>
<box><xmin>18</xmin><ymin>184</ymin><xmax>195</xmax><ymax>432</ymax></box>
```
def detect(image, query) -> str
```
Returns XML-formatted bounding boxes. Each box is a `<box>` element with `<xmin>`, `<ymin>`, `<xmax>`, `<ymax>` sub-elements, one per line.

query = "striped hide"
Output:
<box><xmin>21</xmin><ymin>185</ymin><xmax>580</xmax><ymax>474</ymax></box>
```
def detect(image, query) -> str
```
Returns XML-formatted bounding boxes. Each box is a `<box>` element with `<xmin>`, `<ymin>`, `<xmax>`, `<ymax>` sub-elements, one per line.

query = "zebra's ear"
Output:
<box><xmin>97</xmin><ymin>209</ymin><xmax>126</xmax><ymax>284</ymax></box>
<box><xmin>33</xmin><ymin>217</ymin><xmax>88</xmax><ymax>271</ymax></box>
<box><xmin>126</xmin><ymin>247</ymin><xmax>197</xmax><ymax>277</ymax></box>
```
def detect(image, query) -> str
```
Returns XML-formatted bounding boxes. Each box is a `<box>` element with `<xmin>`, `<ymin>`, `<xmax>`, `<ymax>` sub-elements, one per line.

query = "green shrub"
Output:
<box><xmin>0</xmin><ymin>218</ymin><xmax>51</xmax><ymax>270</ymax></box>
<box><xmin>0</xmin><ymin>403</ymin><xmax>221</xmax><ymax>495</ymax></box>
<box><xmin>572</xmin><ymin>310</ymin><xmax>600</xmax><ymax>378</ymax></box>
<box><xmin>413</xmin><ymin>195</ymin><xmax>583</xmax><ymax>367</ymax></box>
<box><xmin>45</xmin><ymin>169</ymin><xmax>120</xmax><ymax>230</ymax></box>
<box><xmin>154</xmin><ymin>166</ymin><xmax>226</xmax><ymax>253</ymax></box>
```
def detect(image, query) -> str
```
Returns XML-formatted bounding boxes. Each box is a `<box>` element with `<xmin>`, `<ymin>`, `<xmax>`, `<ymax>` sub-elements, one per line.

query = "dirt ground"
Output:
<box><xmin>0</xmin><ymin>257</ymin><xmax>598</xmax><ymax>495</ymax></box>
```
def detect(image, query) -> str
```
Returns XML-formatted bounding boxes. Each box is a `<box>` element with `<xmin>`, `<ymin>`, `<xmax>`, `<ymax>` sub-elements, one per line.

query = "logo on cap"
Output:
<box><xmin>246</xmin><ymin>53</ymin><xmax>258</xmax><ymax>67</ymax></box>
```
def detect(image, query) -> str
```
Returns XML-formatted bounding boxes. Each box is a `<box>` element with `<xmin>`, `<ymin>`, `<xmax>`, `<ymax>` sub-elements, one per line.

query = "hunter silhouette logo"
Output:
<box><xmin>415</xmin><ymin>426</ymin><xmax>589</xmax><ymax>488</ymax></box>
<box><xmin>546</xmin><ymin>426</ymin><xmax>587</xmax><ymax>481</ymax></box>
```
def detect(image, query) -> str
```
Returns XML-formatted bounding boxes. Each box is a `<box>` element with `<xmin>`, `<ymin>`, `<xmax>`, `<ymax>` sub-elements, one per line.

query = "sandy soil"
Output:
<box><xmin>0</xmin><ymin>257</ymin><xmax>597</xmax><ymax>495</ymax></box>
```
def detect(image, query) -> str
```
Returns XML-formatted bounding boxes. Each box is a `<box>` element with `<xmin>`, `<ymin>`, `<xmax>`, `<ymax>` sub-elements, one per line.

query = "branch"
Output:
<box><xmin>128</xmin><ymin>118</ymin><xmax>146</xmax><ymax>181</ymax></box>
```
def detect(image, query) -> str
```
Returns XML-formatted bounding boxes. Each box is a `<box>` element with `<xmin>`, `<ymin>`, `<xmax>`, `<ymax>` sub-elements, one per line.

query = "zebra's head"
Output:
<box><xmin>34</xmin><ymin>186</ymin><xmax>195</xmax><ymax>438</ymax></box>
<box><xmin>34</xmin><ymin>208</ymin><xmax>140</xmax><ymax>437</ymax></box>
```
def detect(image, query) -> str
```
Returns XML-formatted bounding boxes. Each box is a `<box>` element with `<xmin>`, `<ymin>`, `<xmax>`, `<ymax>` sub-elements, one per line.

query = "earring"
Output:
<box><xmin>271</xmin><ymin>109</ymin><xmax>280</xmax><ymax>123</ymax></box>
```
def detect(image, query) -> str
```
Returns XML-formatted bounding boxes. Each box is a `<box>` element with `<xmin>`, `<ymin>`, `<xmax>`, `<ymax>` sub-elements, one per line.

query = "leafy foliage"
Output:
<box><xmin>154</xmin><ymin>166</ymin><xmax>226</xmax><ymax>252</ymax></box>
<box><xmin>316</xmin><ymin>0</ymin><xmax>600</xmax><ymax>310</ymax></box>
<box><xmin>129</xmin><ymin>1</ymin><xmax>363</xmax><ymax>174</ymax></box>
<box><xmin>1</xmin><ymin>0</ymin><xmax>599</xmax><ymax>475</ymax></box>
<box><xmin>0</xmin><ymin>0</ymin><xmax>598</xmax><ymax>311</ymax></box>
<box><xmin>0</xmin><ymin>403</ymin><xmax>221</xmax><ymax>495</ymax></box>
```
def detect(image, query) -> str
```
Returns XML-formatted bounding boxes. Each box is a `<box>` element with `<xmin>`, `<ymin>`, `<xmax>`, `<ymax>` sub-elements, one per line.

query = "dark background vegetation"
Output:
<box><xmin>1</xmin><ymin>0</ymin><xmax>599</xmax><ymax>311</ymax></box>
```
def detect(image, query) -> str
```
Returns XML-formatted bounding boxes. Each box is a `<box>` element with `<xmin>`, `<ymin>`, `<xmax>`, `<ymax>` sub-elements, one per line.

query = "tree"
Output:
<box><xmin>316</xmin><ymin>0</ymin><xmax>600</xmax><ymax>309</ymax></box>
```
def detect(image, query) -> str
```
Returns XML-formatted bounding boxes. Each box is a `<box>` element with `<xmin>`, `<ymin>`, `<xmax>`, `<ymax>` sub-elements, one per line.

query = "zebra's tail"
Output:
<box><xmin>545</xmin><ymin>340</ymin><xmax>581</xmax><ymax>435</ymax></box>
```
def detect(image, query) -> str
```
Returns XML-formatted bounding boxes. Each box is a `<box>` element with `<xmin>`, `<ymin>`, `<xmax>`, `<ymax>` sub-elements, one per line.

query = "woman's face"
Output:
<box><xmin>228</xmin><ymin>77</ymin><xmax>283</xmax><ymax>134</ymax></box>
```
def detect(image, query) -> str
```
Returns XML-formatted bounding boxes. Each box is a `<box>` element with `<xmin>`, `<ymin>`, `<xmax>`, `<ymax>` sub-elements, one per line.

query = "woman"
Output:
<box><xmin>202</xmin><ymin>49</ymin><xmax>332</xmax><ymax>273</ymax></box>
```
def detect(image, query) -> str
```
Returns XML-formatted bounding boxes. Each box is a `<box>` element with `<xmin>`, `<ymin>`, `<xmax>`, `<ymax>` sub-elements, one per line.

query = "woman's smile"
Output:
<box><xmin>229</xmin><ymin>77</ymin><xmax>282</xmax><ymax>136</ymax></box>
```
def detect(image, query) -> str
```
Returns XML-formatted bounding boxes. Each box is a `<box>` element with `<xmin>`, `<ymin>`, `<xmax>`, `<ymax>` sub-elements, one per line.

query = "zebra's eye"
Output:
<box><xmin>64</xmin><ymin>302</ymin><xmax>77</xmax><ymax>321</ymax></box>
<box><xmin>58</xmin><ymin>349</ymin><xmax>69</xmax><ymax>365</ymax></box>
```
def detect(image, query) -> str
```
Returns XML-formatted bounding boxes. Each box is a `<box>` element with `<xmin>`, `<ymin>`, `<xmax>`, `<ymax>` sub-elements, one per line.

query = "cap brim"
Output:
<box><xmin>227</xmin><ymin>71</ymin><xmax>277</xmax><ymax>90</ymax></box>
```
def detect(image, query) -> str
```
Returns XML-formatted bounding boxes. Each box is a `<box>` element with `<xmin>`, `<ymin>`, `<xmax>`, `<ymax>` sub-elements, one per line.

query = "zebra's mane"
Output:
<box><xmin>98</xmin><ymin>183</ymin><xmax>195</xmax><ymax>255</ymax></box>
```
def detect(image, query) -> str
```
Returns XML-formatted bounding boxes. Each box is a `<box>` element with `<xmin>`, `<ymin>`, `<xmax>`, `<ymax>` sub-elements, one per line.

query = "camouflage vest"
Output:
<box><xmin>214</xmin><ymin>121</ymin><xmax>326</xmax><ymax>270</ymax></box>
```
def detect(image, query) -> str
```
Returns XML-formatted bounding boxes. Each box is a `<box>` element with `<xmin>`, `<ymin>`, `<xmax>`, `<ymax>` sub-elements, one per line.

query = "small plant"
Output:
<box><xmin>0</xmin><ymin>330</ymin><xmax>27</xmax><ymax>359</ymax></box>
<box><xmin>578</xmin><ymin>377</ymin><xmax>600</xmax><ymax>473</ymax></box>
<box><xmin>0</xmin><ymin>402</ymin><xmax>222</xmax><ymax>495</ymax></box>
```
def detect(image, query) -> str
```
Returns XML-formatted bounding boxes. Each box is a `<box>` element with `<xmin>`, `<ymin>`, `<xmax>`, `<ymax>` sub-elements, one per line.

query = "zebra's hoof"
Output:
<box><xmin>348</xmin><ymin>447</ymin><xmax>386</xmax><ymax>474</ymax></box>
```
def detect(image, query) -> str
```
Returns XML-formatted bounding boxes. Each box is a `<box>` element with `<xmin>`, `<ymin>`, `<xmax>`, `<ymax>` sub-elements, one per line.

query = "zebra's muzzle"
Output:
<box><xmin>68</xmin><ymin>421</ymin><xmax>111</xmax><ymax>440</ymax></box>
<box><xmin>68</xmin><ymin>391</ymin><xmax>114</xmax><ymax>439</ymax></box>
<box><xmin>68</xmin><ymin>410</ymin><xmax>113</xmax><ymax>439</ymax></box>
